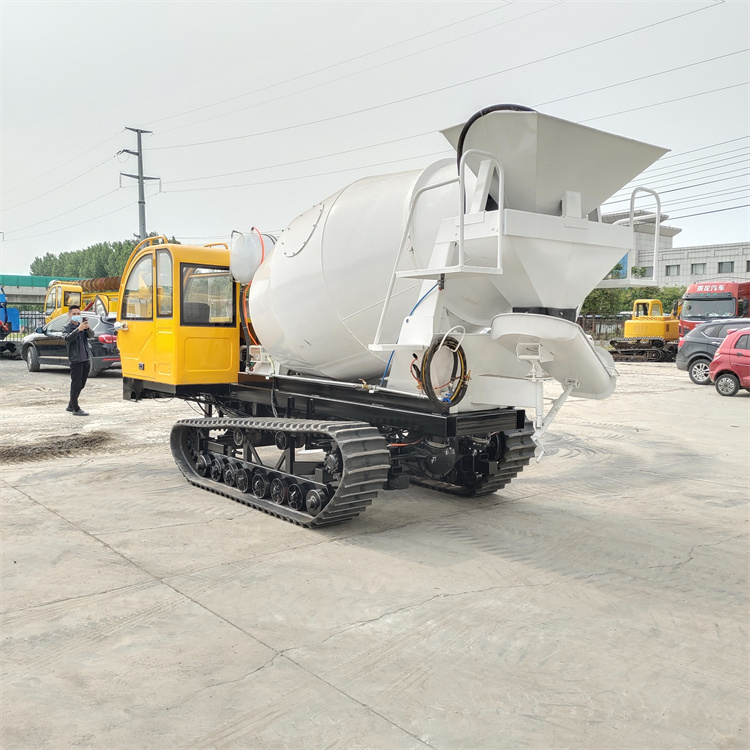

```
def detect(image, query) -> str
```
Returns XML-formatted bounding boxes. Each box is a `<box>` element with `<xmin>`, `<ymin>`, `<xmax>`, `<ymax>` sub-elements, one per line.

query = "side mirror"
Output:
<box><xmin>114</xmin><ymin>321</ymin><xmax>128</xmax><ymax>331</ymax></box>
<box><xmin>35</xmin><ymin>326</ymin><xmax>44</xmax><ymax>334</ymax></box>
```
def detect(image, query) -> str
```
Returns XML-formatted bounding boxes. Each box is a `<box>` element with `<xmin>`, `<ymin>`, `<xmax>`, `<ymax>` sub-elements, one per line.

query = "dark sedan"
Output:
<box><xmin>676</xmin><ymin>317</ymin><xmax>750</xmax><ymax>385</ymax></box>
<box><xmin>21</xmin><ymin>311</ymin><xmax>120</xmax><ymax>376</ymax></box>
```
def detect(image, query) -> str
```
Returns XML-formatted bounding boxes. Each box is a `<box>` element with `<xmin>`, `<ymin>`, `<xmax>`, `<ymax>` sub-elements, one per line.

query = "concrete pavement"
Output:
<box><xmin>1</xmin><ymin>361</ymin><xmax>747</xmax><ymax>748</ymax></box>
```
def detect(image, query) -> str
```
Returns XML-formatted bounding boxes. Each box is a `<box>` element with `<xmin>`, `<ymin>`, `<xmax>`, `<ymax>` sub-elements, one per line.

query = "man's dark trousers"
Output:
<box><xmin>69</xmin><ymin>361</ymin><xmax>89</xmax><ymax>411</ymax></box>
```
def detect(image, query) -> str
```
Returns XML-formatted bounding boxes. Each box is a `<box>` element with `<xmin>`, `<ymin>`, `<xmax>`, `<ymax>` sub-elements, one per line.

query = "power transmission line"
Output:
<box><xmin>2</xmin><ymin>156</ymin><xmax>115</xmax><ymax>212</ymax></box>
<box><xmin>580</xmin><ymin>81</ymin><xmax>749</xmax><ymax>123</ymax></box>
<box><xmin>664</xmin><ymin>186</ymin><xmax>750</xmax><ymax>206</ymax></box>
<box><xmin>151</xmin><ymin>2</ymin><xmax>720</xmax><ymax>152</ymax></box>
<box><xmin>667</xmin><ymin>204</ymin><xmax>749</xmax><ymax>221</ymax></box>
<box><xmin>640</xmin><ymin>153</ymin><xmax>750</xmax><ymax>182</ymax></box>
<box><xmin>4</xmin><ymin>189</ymin><xmax>122</xmax><ymax>234</ymax></box>
<box><xmin>166</xmin><ymin>149</ymin><xmax>455</xmax><ymax>193</ymax></box>
<box><xmin>607</xmin><ymin>166</ymin><xmax>750</xmax><ymax>202</ymax></box>
<box><xmin>654</xmin><ymin>136</ymin><xmax>748</xmax><ymax>161</ymax></box>
<box><xmin>640</xmin><ymin>144</ymin><xmax>748</xmax><ymax>173</ymax></box>
<box><xmin>665</xmin><ymin>195</ymin><xmax>750</xmax><ymax>212</ymax></box>
<box><xmin>165</xmin><ymin>131</ymin><xmax>436</xmax><ymax>186</ymax></box>
<box><xmin>155</xmin><ymin>3</ymin><xmax>563</xmax><ymax>137</ymax></box>
<box><xmin>143</xmin><ymin>3</ymin><xmax>520</xmax><ymax>129</ymax></box>
<box><xmin>612</xmin><ymin>159</ymin><xmax>750</xmax><ymax>193</ymax></box>
<box><xmin>535</xmin><ymin>49</ymin><xmax>748</xmax><ymax>108</ymax></box>
<box><xmin>3</xmin><ymin>200</ymin><xmax>137</xmax><ymax>242</ymax></box>
<box><xmin>0</xmin><ymin>130</ymin><xmax>123</xmax><ymax>199</ymax></box>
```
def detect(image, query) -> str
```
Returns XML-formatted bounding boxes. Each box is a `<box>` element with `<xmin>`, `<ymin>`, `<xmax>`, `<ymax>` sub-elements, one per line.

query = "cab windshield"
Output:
<box><xmin>681</xmin><ymin>298</ymin><xmax>736</xmax><ymax>319</ymax></box>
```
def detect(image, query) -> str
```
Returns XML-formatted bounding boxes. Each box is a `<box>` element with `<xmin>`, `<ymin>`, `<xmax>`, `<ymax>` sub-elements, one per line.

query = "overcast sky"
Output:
<box><xmin>1</xmin><ymin>0</ymin><xmax>748</xmax><ymax>275</ymax></box>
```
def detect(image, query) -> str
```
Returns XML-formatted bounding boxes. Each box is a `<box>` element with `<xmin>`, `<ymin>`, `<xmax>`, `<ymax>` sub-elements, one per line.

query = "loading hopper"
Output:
<box><xmin>441</xmin><ymin>108</ymin><xmax>668</xmax><ymax>217</ymax></box>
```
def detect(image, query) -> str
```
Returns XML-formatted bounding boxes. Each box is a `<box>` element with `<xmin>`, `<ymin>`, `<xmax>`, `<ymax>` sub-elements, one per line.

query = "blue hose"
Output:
<box><xmin>379</xmin><ymin>283</ymin><xmax>439</xmax><ymax>386</ymax></box>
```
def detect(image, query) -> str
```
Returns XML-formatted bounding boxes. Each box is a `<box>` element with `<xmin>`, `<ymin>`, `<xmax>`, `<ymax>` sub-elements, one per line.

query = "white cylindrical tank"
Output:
<box><xmin>248</xmin><ymin>160</ymin><xmax>463</xmax><ymax>380</ymax></box>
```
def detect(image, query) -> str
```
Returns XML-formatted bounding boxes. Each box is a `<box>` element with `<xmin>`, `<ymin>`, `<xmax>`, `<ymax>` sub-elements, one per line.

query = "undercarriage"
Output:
<box><xmin>126</xmin><ymin>372</ymin><xmax>536</xmax><ymax>527</ymax></box>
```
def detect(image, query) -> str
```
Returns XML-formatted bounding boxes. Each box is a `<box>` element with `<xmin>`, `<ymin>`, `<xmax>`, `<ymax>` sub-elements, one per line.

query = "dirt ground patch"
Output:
<box><xmin>0</xmin><ymin>430</ymin><xmax>114</xmax><ymax>463</ymax></box>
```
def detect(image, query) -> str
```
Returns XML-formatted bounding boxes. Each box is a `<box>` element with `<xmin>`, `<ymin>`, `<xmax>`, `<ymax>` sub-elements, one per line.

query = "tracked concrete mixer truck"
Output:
<box><xmin>115</xmin><ymin>105</ymin><xmax>668</xmax><ymax>527</ymax></box>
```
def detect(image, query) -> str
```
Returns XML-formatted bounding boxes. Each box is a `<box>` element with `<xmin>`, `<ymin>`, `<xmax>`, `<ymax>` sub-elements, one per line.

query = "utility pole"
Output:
<box><xmin>119</xmin><ymin>127</ymin><xmax>159</xmax><ymax>240</ymax></box>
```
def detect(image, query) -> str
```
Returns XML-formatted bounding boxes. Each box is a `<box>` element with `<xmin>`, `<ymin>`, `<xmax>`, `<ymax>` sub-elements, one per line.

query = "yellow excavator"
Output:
<box><xmin>610</xmin><ymin>299</ymin><xmax>681</xmax><ymax>361</ymax></box>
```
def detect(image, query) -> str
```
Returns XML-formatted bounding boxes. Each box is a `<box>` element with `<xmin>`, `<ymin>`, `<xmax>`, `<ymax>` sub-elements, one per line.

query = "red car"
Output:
<box><xmin>709</xmin><ymin>327</ymin><xmax>750</xmax><ymax>396</ymax></box>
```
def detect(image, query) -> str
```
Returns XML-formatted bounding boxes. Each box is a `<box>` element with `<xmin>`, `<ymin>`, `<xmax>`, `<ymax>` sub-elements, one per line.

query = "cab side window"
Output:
<box><xmin>156</xmin><ymin>251</ymin><xmax>173</xmax><ymax>318</ymax></box>
<box><xmin>45</xmin><ymin>290</ymin><xmax>56</xmax><ymax>317</ymax></box>
<box><xmin>122</xmin><ymin>254</ymin><xmax>154</xmax><ymax>320</ymax></box>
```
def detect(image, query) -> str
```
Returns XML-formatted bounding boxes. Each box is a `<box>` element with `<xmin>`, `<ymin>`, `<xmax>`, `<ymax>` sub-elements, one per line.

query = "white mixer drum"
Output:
<box><xmin>248</xmin><ymin>161</ymin><xmax>460</xmax><ymax>380</ymax></box>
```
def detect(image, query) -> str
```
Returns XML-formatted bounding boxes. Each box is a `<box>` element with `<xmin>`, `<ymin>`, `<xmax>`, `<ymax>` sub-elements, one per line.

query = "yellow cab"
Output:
<box><xmin>116</xmin><ymin>236</ymin><xmax>241</xmax><ymax>386</ymax></box>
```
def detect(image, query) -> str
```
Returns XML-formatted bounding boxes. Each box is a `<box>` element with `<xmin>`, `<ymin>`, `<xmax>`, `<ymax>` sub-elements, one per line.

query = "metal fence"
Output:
<box><xmin>3</xmin><ymin>311</ymin><xmax>46</xmax><ymax>339</ymax></box>
<box><xmin>577</xmin><ymin>315</ymin><xmax>626</xmax><ymax>342</ymax></box>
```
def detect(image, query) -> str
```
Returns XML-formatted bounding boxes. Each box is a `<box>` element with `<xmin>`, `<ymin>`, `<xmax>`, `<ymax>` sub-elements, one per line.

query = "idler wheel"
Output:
<box><xmin>288</xmin><ymin>483</ymin><xmax>305</xmax><ymax>511</ymax></box>
<box><xmin>305</xmin><ymin>489</ymin><xmax>329</xmax><ymax>516</ymax></box>
<box><xmin>487</xmin><ymin>433</ymin><xmax>502</xmax><ymax>462</ymax></box>
<box><xmin>274</xmin><ymin>431</ymin><xmax>289</xmax><ymax>450</ymax></box>
<box><xmin>270</xmin><ymin>477</ymin><xmax>287</xmax><ymax>505</ymax></box>
<box><xmin>252</xmin><ymin>471</ymin><xmax>270</xmax><ymax>498</ymax></box>
<box><xmin>223</xmin><ymin>463</ymin><xmax>237</xmax><ymax>487</ymax></box>
<box><xmin>195</xmin><ymin>454</ymin><xmax>210</xmax><ymax>477</ymax></box>
<box><xmin>235</xmin><ymin>468</ymin><xmax>250</xmax><ymax>493</ymax></box>
<box><xmin>232</xmin><ymin>428</ymin><xmax>245</xmax><ymax>446</ymax></box>
<box><xmin>461</xmin><ymin>471</ymin><xmax>479</xmax><ymax>490</ymax></box>
<box><xmin>210</xmin><ymin>459</ymin><xmax>224</xmax><ymax>482</ymax></box>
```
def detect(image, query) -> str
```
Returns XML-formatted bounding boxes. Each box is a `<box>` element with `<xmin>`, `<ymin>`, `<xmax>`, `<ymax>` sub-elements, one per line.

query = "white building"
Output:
<box><xmin>600</xmin><ymin>211</ymin><xmax>749</xmax><ymax>288</ymax></box>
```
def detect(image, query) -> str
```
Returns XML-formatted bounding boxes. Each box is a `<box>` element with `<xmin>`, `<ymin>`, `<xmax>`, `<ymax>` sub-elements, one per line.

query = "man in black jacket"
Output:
<box><xmin>62</xmin><ymin>305</ymin><xmax>94</xmax><ymax>416</ymax></box>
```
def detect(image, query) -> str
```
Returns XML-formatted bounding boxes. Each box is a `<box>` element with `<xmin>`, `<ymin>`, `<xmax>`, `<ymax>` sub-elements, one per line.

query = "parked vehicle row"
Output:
<box><xmin>676</xmin><ymin>318</ymin><xmax>750</xmax><ymax>396</ymax></box>
<box><xmin>21</xmin><ymin>311</ymin><xmax>120</xmax><ymax>377</ymax></box>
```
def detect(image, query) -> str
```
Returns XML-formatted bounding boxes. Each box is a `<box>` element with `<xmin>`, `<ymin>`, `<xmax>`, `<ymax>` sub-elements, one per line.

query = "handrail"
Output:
<box><xmin>133</xmin><ymin>235</ymin><xmax>169</xmax><ymax>253</ymax></box>
<box><xmin>458</xmin><ymin>148</ymin><xmax>504</xmax><ymax>269</ymax></box>
<box><xmin>371</xmin><ymin>176</ymin><xmax>459</xmax><ymax>347</ymax></box>
<box><xmin>613</xmin><ymin>187</ymin><xmax>661</xmax><ymax>281</ymax></box>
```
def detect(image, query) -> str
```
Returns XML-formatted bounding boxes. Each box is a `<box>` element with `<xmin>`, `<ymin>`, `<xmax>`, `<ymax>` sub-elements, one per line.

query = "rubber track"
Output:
<box><xmin>610</xmin><ymin>337</ymin><xmax>677</xmax><ymax>362</ymax></box>
<box><xmin>411</xmin><ymin>424</ymin><xmax>537</xmax><ymax>497</ymax></box>
<box><xmin>171</xmin><ymin>417</ymin><xmax>390</xmax><ymax>527</ymax></box>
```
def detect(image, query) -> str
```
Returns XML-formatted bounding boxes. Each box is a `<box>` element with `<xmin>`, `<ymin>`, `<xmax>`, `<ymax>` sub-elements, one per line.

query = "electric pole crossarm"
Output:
<box><xmin>121</xmin><ymin>127</ymin><xmax>159</xmax><ymax>240</ymax></box>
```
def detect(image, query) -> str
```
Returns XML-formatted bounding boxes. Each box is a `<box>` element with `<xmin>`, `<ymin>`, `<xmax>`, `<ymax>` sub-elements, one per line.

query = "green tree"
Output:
<box><xmin>29</xmin><ymin>233</ymin><xmax>180</xmax><ymax>278</ymax></box>
<box><xmin>581</xmin><ymin>284</ymin><xmax>686</xmax><ymax>316</ymax></box>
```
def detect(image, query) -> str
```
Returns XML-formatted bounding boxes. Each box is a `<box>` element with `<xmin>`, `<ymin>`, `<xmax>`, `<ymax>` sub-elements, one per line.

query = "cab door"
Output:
<box><xmin>154</xmin><ymin>249</ymin><xmax>175</xmax><ymax>379</ymax></box>
<box><xmin>118</xmin><ymin>251</ymin><xmax>156</xmax><ymax>380</ymax></box>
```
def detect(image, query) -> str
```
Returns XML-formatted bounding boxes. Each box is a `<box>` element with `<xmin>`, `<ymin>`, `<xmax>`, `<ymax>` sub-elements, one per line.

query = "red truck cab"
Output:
<box><xmin>680</xmin><ymin>281</ymin><xmax>750</xmax><ymax>337</ymax></box>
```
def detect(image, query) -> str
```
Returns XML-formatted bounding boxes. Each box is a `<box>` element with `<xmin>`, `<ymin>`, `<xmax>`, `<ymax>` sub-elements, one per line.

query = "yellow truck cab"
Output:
<box><xmin>44</xmin><ymin>279</ymin><xmax>120</xmax><ymax>323</ymax></box>
<box><xmin>116</xmin><ymin>236</ymin><xmax>241</xmax><ymax>386</ymax></box>
<box><xmin>44</xmin><ymin>281</ymin><xmax>85</xmax><ymax>323</ymax></box>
